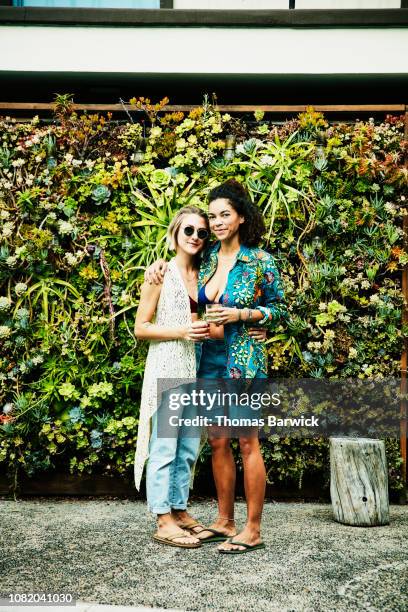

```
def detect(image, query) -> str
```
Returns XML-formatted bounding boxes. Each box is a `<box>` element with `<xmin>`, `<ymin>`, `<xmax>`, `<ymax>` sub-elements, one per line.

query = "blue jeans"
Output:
<box><xmin>146</xmin><ymin>391</ymin><xmax>201</xmax><ymax>515</ymax></box>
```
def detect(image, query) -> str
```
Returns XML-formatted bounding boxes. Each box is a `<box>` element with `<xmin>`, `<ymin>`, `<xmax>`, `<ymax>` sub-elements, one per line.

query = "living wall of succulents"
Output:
<box><xmin>1</xmin><ymin>94</ymin><xmax>407</xmax><ymax>494</ymax></box>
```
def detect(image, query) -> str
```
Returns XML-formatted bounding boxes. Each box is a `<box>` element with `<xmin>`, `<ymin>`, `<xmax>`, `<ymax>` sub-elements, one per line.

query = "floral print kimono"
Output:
<box><xmin>196</xmin><ymin>241</ymin><xmax>289</xmax><ymax>379</ymax></box>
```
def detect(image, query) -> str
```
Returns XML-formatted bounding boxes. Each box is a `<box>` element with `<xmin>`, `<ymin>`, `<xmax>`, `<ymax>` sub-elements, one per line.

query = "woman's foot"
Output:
<box><xmin>193</xmin><ymin>517</ymin><xmax>237</xmax><ymax>541</ymax></box>
<box><xmin>171</xmin><ymin>509</ymin><xmax>204</xmax><ymax>534</ymax></box>
<box><xmin>171</xmin><ymin>509</ymin><xmax>194</xmax><ymax>524</ymax></box>
<box><xmin>172</xmin><ymin>510</ymin><xmax>236</xmax><ymax>540</ymax></box>
<box><xmin>217</xmin><ymin>526</ymin><xmax>261</xmax><ymax>552</ymax></box>
<box><xmin>156</xmin><ymin>513</ymin><xmax>200</xmax><ymax>545</ymax></box>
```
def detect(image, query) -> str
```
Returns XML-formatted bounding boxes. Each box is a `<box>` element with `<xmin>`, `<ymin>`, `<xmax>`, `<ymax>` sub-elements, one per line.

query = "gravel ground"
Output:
<box><xmin>1</xmin><ymin>498</ymin><xmax>408</xmax><ymax>612</ymax></box>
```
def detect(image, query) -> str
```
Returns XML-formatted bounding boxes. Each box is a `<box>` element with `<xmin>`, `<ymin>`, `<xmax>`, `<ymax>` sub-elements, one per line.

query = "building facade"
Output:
<box><xmin>0</xmin><ymin>1</ymin><xmax>407</xmax><ymax>112</ymax></box>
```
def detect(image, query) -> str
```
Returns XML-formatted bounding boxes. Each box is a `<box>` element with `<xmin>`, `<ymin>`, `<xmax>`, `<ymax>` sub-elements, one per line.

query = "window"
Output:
<box><xmin>174</xmin><ymin>1</ymin><xmax>288</xmax><ymax>7</ymax></box>
<box><xmin>12</xmin><ymin>1</ymin><xmax>161</xmax><ymax>7</ymax></box>
<box><xmin>294</xmin><ymin>1</ymin><xmax>400</xmax><ymax>8</ymax></box>
<box><xmin>8</xmin><ymin>0</ymin><xmax>405</xmax><ymax>6</ymax></box>
<box><xmin>173</xmin><ymin>0</ymin><xmax>402</xmax><ymax>7</ymax></box>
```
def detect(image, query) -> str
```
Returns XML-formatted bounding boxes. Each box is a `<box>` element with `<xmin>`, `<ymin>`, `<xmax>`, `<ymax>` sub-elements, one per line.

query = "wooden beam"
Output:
<box><xmin>0</xmin><ymin>102</ymin><xmax>405</xmax><ymax>113</ymax></box>
<box><xmin>0</xmin><ymin>7</ymin><xmax>407</xmax><ymax>28</ymax></box>
<box><xmin>405</xmin><ymin>105</ymin><xmax>408</xmax><ymax>139</ymax></box>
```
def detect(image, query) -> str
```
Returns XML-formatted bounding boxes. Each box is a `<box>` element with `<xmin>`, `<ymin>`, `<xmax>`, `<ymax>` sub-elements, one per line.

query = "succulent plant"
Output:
<box><xmin>91</xmin><ymin>185</ymin><xmax>111</xmax><ymax>205</ymax></box>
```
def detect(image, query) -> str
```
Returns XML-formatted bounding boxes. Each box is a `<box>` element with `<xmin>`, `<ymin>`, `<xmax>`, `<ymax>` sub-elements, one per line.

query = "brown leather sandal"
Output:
<box><xmin>152</xmin><ymin>530</ymin><xmax>202</xmax><ymax>548</ymax></box>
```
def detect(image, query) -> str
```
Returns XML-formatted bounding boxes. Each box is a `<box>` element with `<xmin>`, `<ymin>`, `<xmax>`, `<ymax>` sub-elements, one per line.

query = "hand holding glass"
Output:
<box><xmin>205</xmin><ymin>303</ymin><xmax>223</xmax><ymax>326</ymax></box>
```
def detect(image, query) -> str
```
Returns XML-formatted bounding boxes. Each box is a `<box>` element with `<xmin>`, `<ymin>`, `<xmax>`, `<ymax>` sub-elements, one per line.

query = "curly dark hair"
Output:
<box><xmin>207</xmin><ymin>179</ymin><xmax>265</xmax><ymax>247</ymax></box>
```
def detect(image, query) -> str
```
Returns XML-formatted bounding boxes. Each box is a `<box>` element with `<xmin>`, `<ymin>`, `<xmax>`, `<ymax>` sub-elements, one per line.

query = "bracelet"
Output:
<box><xmin>237</xmin><ymin>308</ymin><xmax>241</xmax><ymax>321</ymax></box>
<box><xmin>247</xmin><ymin>308</ymin><xmax>253</xmax><ymax>323</ymax></box>
<box><xmin>258</xmin><ymin>309</ymin><xmax>269</xmax><ymax>325</ymax></box>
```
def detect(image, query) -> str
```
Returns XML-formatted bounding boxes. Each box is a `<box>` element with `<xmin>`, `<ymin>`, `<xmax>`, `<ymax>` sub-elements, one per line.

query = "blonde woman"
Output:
<box><xmin>134</xmin><ymin>206</ymin><xmax>210</xmax><ymax>548</ymax></box>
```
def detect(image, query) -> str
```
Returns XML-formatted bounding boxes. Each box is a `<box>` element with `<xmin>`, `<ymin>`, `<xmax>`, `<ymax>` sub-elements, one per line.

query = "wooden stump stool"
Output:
<box><xmin>330</xmin><ymin>437</ymin><xmax>389</xmax><ymax>526</ymax></box>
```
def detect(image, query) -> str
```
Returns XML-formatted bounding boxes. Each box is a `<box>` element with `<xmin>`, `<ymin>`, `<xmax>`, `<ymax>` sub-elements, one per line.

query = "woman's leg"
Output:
<box><xmin>146</xmin><ymin>411</ymin><xmax>199</xmax><ymax>544</ymax></box>
<box><xmin>146</xmin><ymin>411</ymin><xmax>177</xmax><ymax>515</ymax></box>
<box><xmin>168</xmin><ymin>407</ymin><xmax>201</xmax><ymax>511</ymax></box>
<box><xmin>169</xmin><ymin>385</ymin><xmax>213</xmax><ymax>530</ymax></box>
<box><xmin>184</xmin><ymin>434</ymin><xmax>237</xmax><ymax>540</ymax></box>
<box><xmin>217</xmin><ymin>433</ymin><xmax>265</xmax><ymax>551</ymax></box>
<box><xmin>210</xmin><ymin>434</ymin><xmax>237</xmax><ymax>522</ymax></box>
<box><xmin>193</xmin><ymin>340</ymin><xmax>238</xmax><ymax>539</ymax></box>
<box><xmin>170</xmin><ymin>431</ymin><xmax>201</xmax><ymax>527</ymax></box>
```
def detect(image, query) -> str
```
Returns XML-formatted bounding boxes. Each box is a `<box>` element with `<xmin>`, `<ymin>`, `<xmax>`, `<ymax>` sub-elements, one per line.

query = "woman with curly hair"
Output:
<box><xmin>145</xmin><ymin>179</ymin><xmax>289</xmax><ymax>554</ymax></box>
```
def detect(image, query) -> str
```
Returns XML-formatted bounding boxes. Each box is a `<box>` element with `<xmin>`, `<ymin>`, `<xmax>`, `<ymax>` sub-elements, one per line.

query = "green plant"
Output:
<box><xmin>0</xmin><ymin>101</ymin><xmax>406</xmax><ymax>495</ymax></box>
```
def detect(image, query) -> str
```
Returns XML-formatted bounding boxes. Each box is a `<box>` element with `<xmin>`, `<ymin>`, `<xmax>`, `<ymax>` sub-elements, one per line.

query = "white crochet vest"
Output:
<box><xmin>134</xmin><ymin>258</ymin><xmax>197</xmax><ymax>491</ymax></box>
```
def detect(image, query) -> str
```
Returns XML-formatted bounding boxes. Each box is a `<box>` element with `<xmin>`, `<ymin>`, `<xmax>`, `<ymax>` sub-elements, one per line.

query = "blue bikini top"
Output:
<box><xmin>198</xmin><ymin>284</ymin><xmax>224</xmax><ymax>305</ymax></box>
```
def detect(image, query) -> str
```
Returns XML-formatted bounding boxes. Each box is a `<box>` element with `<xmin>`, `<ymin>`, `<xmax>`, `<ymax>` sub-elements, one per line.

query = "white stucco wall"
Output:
<box><xmin>0</xmin><ymin>25</ymin><xmax>407</xmax><ymax>74</ymax></box>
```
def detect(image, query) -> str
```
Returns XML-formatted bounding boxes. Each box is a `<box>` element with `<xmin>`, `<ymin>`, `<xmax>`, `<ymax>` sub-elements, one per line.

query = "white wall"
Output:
<box><xmin>0</xmin><ymin>26</ymin><xmax>407</xmax><ymax>74</ymax></box>
<box><xmin>174</xmin><ymin>0</ymin><xmax>400</xmax><ymax>8</ymax></box>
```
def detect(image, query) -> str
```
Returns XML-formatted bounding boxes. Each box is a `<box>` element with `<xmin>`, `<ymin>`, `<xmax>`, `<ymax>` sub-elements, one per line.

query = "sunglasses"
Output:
<box><xmin>183</xmin><ymin>225</ymin><xmax>209</xmax><ymax>241</ymax></box>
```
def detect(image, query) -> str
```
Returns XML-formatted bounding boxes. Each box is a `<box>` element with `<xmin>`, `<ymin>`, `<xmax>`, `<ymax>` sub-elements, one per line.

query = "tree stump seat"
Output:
<box><xmin>330</xmin><ymin>437</ymin><xmax>389</xmax><ymax>526</ymax></box>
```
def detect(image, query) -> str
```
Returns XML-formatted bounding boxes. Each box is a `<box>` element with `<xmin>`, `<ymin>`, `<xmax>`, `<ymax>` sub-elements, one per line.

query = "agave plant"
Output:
<box><xmin>125</xmin><ymin>170</ymin><xmax>207</xmax><ymax>271</ymax></box>
<box><xmin>0</xmin><ymin>146</ymin><xmax>12</xmax><ymax>169</ymax></box>
<box><xmin>232</xmin><ymin>131</ymin><xmax>316</xmax><ymax>279</ymax></box>
<box><xmin>13</xmin><ymin>278</ymin><xmax>81</xmax><ymax>326</ymax></box>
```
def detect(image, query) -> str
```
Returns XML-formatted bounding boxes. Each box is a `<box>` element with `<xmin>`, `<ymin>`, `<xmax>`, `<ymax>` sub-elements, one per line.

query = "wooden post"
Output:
<box><xmin>330</xmin><ymin>438</ymin><xmax>389</xmax><ymax>526</ymax></box>
<box><xmin>401</xmin><ymin>215</ymin><xmax>408</xmax><ymax>494</ymax></box>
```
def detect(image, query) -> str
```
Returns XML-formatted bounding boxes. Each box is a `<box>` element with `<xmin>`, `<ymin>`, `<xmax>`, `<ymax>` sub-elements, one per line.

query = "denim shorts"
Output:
<box><xmin>197</xmin><ymin>338</ymin><xmax>228</xmax><ymax>379</ymax></box>
<box><xmin>197</xmin><ymin>339</ymin><xmax>266</xmax><ymax>428</ymax></box>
